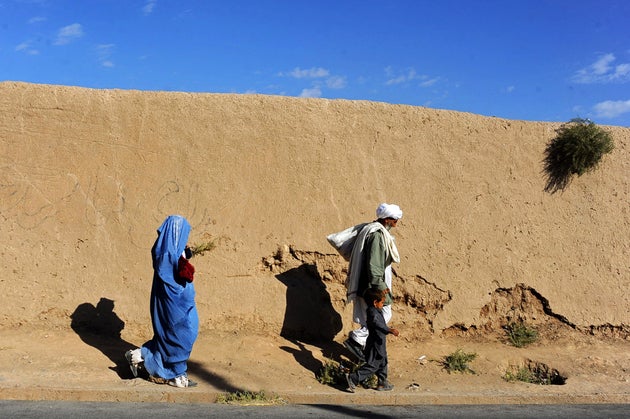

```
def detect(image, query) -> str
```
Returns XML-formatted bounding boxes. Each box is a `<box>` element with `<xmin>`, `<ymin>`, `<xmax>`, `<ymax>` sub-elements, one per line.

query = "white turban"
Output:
<box><xmin>376</xmin><ymin>203</ymin><xmax>403</xmax><ymax>220</ymax></box>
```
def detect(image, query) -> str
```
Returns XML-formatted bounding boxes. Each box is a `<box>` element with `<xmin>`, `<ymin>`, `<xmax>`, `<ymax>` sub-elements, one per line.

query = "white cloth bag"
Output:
<box><xmin>326</xmin><ymin>223</ymin><xmax>368</xmax><ymax>261</ymax></box>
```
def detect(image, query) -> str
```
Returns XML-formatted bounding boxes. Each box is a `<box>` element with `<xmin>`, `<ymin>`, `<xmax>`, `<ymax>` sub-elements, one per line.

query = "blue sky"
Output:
<box><xmin>1</xmin><ymin>0</ymin><xmax>629</xmax><ymax>127</ymax></box>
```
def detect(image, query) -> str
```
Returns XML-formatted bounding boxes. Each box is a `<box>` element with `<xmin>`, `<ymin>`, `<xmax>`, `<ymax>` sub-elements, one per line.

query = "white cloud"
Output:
<box><xmin>385</xmin><ymin>66</ymin><xmax>440</xmax><ymax>88</ymax></box>
<box><xmin>96</xmin><ymin>44</ymin><xmax>115</xmax><ymax>67</ymax></box>
<box><xmin>28</xmin><ymin>16</ymin><xmax>46</xmax><ymax>24</ymax></box>
<box><xmin>143</xmin><ymin>0</ymin><xmax>157</xmax><ymax>15</ymax></box>
<box><xmin>615</xmin><ymin>63</ymin><xmax>630</xmax><ymax>78</ymax></box>
<box><xmin>326</xmin><ymin>75</ymin><xmax>346</xmax><ymax>89</ymax></box>
<box><xmin>97</xmin><ymin>44</ymin><xmax>114</xmax><ymax>53</ymax></box>
<box><xmin>283</xmin><ymin>67</ymin><xmax>330</xmax><ymax>79</ymax></box>
<box><xmin>15</xmin><ymin>41</ymin><xmax>39</xmax><ymax>55</ymax></box>
<box><xmin>280</xmin><ymin>67</ymin><xmax>346</xmax><ymax>95</ymax></box>
<box><xmin>385</xmin><ymin>67</ymin><xmax>417</xmax><ymax>85</ymax></box>
<box><xmin>300</xmin><ymin>86</ymin><xmax>322</xmax><ymax>98</ymax></box>
<box><xmin>572</xmin><ymin>53</ymin><xmax>630</xmax><ymax>84</ymax></box>
<box><xmin>100</xmin><ymin>46</ymin><xmax>114</xmax><ymax>66</ymax></box>
<box><xmin>54</xmin><ymin>23</ymin><xmax>83</xmax><ymax>45</ymax></box>
<box><xmin>593</xmin><ymin>99</ymin><xmax>630</xmax><ymax>118</ymax></box>
<box><xmin>504</xmin><ymin>85</ymin><xmax>516</xmax><ymax>93</ymax></box>
<box><xmin>419</xmin><ymin>76</ymin><xmax>440</xmax><ymax>87</ymax></box>
<box><xmin>592</xmin><ymin>53</ymin><xmax>614</xmax><ymax>75</ymax></box>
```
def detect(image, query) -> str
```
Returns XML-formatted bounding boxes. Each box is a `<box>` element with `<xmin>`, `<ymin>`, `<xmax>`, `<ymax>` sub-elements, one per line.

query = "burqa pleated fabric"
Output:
<box><xmin>141</xmin><ymin>215</ymin><xmax>199</xmax><ymax>380</ymax></box>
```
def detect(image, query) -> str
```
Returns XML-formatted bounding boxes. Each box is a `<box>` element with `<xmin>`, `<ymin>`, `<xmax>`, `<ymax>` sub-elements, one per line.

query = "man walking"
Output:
<box><xmin>340</xmin><ymin>203</ymin><xmax>402</xmax><ymax>361</ymax></box>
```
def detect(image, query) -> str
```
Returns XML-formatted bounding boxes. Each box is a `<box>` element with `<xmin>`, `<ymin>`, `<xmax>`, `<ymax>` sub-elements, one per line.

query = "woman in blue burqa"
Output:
<box><xmin>125</xmin><ymin>215</ymin><xmax>199</xmax><ymax>388</ymax></box>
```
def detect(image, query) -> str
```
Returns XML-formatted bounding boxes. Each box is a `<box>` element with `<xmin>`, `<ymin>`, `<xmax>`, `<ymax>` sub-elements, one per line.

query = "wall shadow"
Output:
<box><xmin>276</xmin><ymin>264</ymin><xmax>342</xmax><ymax>342</ymax></box>
<box><xmin>276</xmin><ymin>264</ymin><xmax>348</xmax><ymax>377</ymax></box>
<box><xmin>70</xmin><ymin>297</ymin><xmax>136</xmax><ymax>379</ymax></box>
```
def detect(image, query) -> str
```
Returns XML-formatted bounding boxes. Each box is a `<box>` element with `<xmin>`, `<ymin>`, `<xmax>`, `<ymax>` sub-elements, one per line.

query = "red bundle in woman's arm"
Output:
<box><xmin>178</xmin><ymin>256</ymin><xmax>195</xmax><ymax>283</ymax></box>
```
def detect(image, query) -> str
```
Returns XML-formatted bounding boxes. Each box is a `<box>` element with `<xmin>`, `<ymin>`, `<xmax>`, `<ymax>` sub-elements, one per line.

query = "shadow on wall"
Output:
<box><xmin>70</xmin><ymin>297</ymin><xmax>136</xmax><ymax>379</ymax></box>
<box><xmin>276</xmin><ymin>264</ymin><xmax>351</xmax><ymax>378</ymax></box>
<box><xmin>276</xmin><ymin>264</ymin><xmax>343</xmax><ymax>343</ymax></box>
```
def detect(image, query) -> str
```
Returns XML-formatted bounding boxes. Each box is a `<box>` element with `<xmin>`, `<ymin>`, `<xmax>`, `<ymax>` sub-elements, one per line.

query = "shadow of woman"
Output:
<box><xmin>186</xmin><ymin>360</ymin><xmax>245</xmax><ymax>393</ymax></box>
<box><xmin>276</xmin><ymin>264</ymin><xmax>348</xmax><ymax>377</ymax></box>
<box><xmin>70</xmin><ymin>297</ymin><xmax>136</xmax><ymax>379</ymax></box>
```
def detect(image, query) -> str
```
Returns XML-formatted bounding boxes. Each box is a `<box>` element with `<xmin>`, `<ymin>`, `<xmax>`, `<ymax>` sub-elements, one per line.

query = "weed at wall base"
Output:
<box><xmin>442</xmin><ymin>349</ymin><xmax>477</xmax><ymax>374</ymax></box>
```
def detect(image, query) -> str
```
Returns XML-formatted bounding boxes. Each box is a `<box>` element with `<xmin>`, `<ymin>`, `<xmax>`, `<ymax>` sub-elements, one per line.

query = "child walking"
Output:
<box><xmin>345</xmin><ymin>288</ymin><xmax>399</xmax><ymax>392</ymax></box>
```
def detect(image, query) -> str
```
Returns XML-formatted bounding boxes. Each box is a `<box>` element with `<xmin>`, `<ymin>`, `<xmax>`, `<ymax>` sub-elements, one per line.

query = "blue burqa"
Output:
<box><xmin>141</xmin><ymin>215</ymin><xmax>199</xmax><ymax>379</ymax></box>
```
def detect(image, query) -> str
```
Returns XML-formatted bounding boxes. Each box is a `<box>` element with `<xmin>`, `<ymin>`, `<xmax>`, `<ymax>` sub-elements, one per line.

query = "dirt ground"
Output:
<box><xmin>0</xmin><ymin>322</ymin><xmax>628</xmax><ymax>405</ymax></box>
<box><xmin>0</xmin><ymin>82</ymin><xmax>628</xmax><ymax>404</ymax></box>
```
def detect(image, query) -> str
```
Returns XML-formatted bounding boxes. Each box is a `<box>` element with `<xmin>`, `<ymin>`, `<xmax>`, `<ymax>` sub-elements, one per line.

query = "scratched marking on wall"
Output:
<box><xmin>1</xmin><ymin>163</ymin><xmax>213</xmax><ymax>234</ymax></box>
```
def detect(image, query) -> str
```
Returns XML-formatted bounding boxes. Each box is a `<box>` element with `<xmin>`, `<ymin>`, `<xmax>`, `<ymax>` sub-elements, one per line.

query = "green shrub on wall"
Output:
<box><xmin>543</xmin><ymin>118</ymin><xmax>614</xmax><ymax>193</ymax></box>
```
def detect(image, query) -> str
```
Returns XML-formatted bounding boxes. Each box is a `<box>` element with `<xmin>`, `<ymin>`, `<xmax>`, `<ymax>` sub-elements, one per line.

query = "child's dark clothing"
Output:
<box><xmin>348</xmin><ymin>305</ymin><xmax>391</xmax><ymax>386</ymax></box>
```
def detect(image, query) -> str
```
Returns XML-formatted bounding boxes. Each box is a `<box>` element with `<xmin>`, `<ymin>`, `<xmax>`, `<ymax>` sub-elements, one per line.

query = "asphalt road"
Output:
<box><xmin>1</xmin><ymin>401</ymin><xmax>628</xmax><ymax>418</ymax></box>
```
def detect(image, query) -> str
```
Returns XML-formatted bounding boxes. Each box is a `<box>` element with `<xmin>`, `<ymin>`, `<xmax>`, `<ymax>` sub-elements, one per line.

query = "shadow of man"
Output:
<box><xmin>70</xmin><ymin>297</ymin><xmax>136</xmax><ymax>379</ymax></box>
<box><xmin>276</xmin><ymin>264</ymin><xmax>347</xmax><ymax>377</ymax></box>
